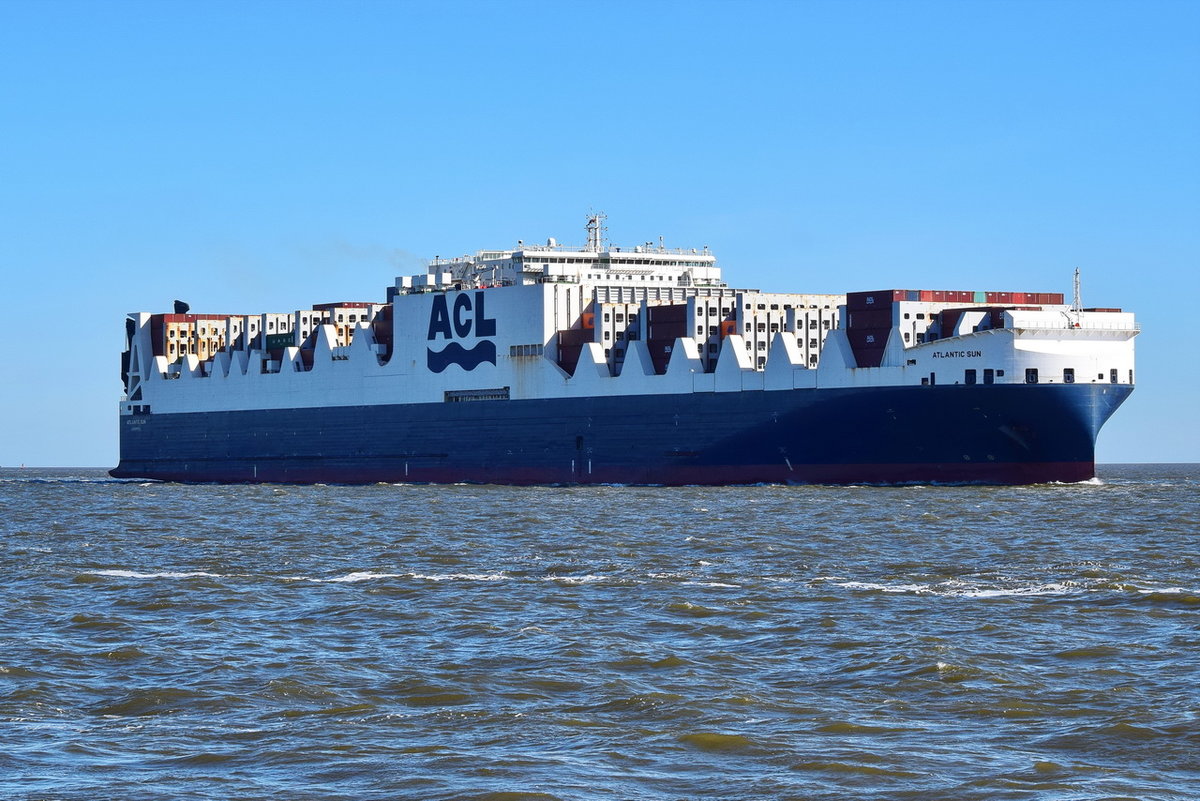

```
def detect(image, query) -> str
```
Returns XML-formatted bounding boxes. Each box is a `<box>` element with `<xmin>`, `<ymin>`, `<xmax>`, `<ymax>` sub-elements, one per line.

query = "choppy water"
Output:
<box><xmin>1</xmin><ymin>465</ymin><xmax>1197</xmax><ymax>800</ymax></box>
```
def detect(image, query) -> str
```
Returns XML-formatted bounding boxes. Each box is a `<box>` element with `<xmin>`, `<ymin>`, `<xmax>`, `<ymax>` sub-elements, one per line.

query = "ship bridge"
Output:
<box><xmin>393</xmin><ymin>213</ymin><xmax>725</xmax><ymax>295</ymax></box>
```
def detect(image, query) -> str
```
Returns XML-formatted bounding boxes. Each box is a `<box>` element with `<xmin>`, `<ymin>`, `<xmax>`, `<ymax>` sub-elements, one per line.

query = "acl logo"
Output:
<box><xmin>426</xmin><ymin>291</ymin><xmax>497</xmax><ymax>373</ymax></box>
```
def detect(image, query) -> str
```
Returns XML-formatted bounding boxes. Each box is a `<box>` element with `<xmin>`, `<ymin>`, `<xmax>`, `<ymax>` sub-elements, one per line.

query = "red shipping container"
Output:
<box><xmin>851</xmin><ymin>345</ymin><xmax>887</xmax><ymax>368</ymax></box>
<box><xmin>931</xmin><ymin>290</ymin><xmax>948</xmax><ymax>302</ymax></box>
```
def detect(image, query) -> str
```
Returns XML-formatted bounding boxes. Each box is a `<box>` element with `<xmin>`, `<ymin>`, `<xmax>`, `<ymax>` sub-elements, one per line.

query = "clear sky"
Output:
<box><xmin>1</xmin><ymin>0</ymin><xmax>1196</xmax><ymax>467</ymax></box>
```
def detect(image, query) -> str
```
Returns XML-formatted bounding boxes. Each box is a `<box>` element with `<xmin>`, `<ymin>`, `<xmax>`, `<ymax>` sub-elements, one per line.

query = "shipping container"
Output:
<box><xmin>265</xmin><ymin>333</ymin><xmax>294</xmax><ymax>350</ymax></box>
<box><xmin>649</xmin><ymin>321</ymin><xmax>686</xmax><ymax>340</ymax></box>
<box><xmin>646</xmin><ymin>339</ymin><xmax>674</xmax><ymax>374</ymax></box>
<box><xmin>847</xmin><ymin>328</ymin><xmax>891</xmax><ymax>348</ymax></box>
<box><xmin>848</xmin><ymin>308</ymin><xmax>895</xmax><ymax>329</ymax></box>
<box><xmin>939</xmin><ymin>309</ymin><xmax>964</xmax><ymax>334</ymax></box>
<box><xmin>847</xmin><ymin>290</ymin><xmax>905</xmax><ymax>311</ymax></box>
<box><xmin>851</xmin><ymin>344</ymin><xmax>887</xmax><ymax>368</ymax></box>
<box><xmin>647</xmin><ymin>304</ymin><xmax>687</xmax><ymax>322</ymax></box>
<box><xmin>558</xmin><ymin>329</ymin><xmax>594</xmax><ymax>347</ymax></box>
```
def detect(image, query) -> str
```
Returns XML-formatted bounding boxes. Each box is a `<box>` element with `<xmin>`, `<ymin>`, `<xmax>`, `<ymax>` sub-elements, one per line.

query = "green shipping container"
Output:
<box><xmin>973</xmin><ymin>290</ymin><xmax>988</xmax><ymax>303</ymax></box>
<box><xmin>266</xmin><ymin>333</ymin><xmax>294</xmax><ymax>350</ymax></box>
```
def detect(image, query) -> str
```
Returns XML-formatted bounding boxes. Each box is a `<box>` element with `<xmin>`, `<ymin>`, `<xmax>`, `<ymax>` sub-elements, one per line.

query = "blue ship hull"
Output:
<box><xmin>110</xmin><ymin>383</ymin><xmax>1132</xmax><ymax>485</ymax></box>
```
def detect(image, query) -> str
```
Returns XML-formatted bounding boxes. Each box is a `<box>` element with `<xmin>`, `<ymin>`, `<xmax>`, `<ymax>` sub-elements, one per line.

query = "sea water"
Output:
<box><xmin>1</xmin><ymin>465</ymin><xmax>1197</xmax><ymax>800</ymax></box>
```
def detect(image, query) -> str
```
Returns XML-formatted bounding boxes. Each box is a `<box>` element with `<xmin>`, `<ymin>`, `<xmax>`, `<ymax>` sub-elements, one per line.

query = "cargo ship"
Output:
<box><xmin>111</xmin><ymin>215</ymin><xmax>1138</xmax><ymax>485</ymax></box>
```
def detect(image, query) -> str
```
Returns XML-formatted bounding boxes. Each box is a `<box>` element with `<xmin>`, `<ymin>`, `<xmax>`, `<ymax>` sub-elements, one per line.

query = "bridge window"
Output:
<box><xmin>1026</xmin><ymin>368</ymin><xmax>1039</xmax><ymax>384</ymax></box>
<box><xmin>1064</xmin><ymin>368</ymin><xmax>1075</xmax><ymax>384</ymax></box>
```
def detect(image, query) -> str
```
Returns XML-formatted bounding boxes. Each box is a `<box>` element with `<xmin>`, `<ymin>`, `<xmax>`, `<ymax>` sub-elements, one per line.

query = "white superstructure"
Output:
<box><xmin>118</xmin><ymin>215</ymin><xmax>1138</xmax><ymax>421</ymax></box>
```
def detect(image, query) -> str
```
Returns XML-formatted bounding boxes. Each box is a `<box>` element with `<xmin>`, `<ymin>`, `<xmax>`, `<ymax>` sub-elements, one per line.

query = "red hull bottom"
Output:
<box><xmin>114</xmin><ymin>460</ymin><xmax>1097</xmax><ymax>486</ymax></box>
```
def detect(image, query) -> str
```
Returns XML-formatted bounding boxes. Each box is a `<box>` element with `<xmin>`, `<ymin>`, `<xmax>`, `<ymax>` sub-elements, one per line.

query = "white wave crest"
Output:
<box><xmin>833</xmin><ymin>580</ymin><xmax>1079</xmax><ymax>598</ymax></box>
<box><xmin>543</xmin><ymin>575</ymin><xmax>606</xmax><ymax>584</ymax></box>
<box><xmin>835</xmin><ymin>581</ymin><xmax>929</xmax><ymax>594</ymax></box>
<box><xmin>90</xmin><ymin>570</ymin><xmax>224</xmax><ymax>579</ymax></box>
<box><xmin>406</xmin><ymin>572</ymin><xmax>507</xmax><ymax>582</ymax></box>
<box><xmin>323</xmin><ymin>571</ymin><xmax>405</xmax><ymax>583</ymax></box>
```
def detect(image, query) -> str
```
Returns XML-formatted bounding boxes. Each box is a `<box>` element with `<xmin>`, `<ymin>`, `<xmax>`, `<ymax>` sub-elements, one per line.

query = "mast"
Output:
<box><xmin>1072</xmin><ymin>267</ymin><xmax>1083</xmax><ymax>313</ymax></box>
<box><xmin>585</xmin><ymin>212</ymin><xmax>606</xmax><ymax>252</ymax></box>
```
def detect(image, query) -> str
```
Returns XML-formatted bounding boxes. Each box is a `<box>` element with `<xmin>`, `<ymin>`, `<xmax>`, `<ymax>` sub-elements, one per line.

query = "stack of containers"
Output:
<box><xmin>646</xmin><ymin>303</ymin><xmax>688</xmax><ymax>374</ymax></box>
<box><xmin>845</xmin><ymin>291</ymin><xmax>904</xmax><ymax>368</ymax></box>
